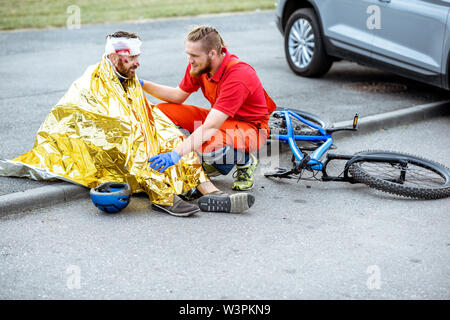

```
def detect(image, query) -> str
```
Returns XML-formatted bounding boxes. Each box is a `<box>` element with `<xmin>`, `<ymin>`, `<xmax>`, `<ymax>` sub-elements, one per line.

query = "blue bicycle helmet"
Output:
<box><xmin>90</xmin><ymin>182</ymin><xmax>131</xmax><ymax>213</ymax></box>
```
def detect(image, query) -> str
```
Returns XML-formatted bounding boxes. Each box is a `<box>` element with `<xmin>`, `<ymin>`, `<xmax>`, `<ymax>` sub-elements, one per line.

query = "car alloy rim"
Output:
<box><xmin>288</xmin><ymin>18</ymin><xmax>315</xmax><ymax>68</ymax></box>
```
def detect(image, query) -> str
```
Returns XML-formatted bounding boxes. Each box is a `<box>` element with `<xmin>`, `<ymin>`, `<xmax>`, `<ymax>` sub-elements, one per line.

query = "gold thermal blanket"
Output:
<box><xmin>0</xmin><ymin>56</ymin><xmax>208</xmax><ymax>205</ymax></box>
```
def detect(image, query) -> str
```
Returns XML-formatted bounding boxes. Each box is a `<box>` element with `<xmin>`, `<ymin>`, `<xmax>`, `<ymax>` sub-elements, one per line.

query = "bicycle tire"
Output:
<box><xmin>269</xmin><ymin>108</ymin><xmax>330</xmax><ymax>136</ymax></box>
<box><xmin>348</xmin><ymin>150</ymin><xmax>450</xmax><ymax>200</ymax></box>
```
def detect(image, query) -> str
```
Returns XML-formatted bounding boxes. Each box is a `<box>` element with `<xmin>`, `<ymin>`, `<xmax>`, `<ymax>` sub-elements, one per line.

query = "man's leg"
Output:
<box><xmin>200</xmin><ymin>147</ymin><xmax>256</xmax><ymax>191</ymax></box>
<box><xmin>199</xmin><ymin>119</ymin><xmax>266</xmax><ymax>191</ymax></box>
<box><xmin>156</xmin><ymin>103</ymin><xmax>209</xmax><ymax>132</ymax></box>
<box><xmin>201</xmin><ymin>146</ymin><xmax>249</xmax><ymax>176</ymax></box>
<box><xmin>196</xmin><ymin>150</ymin><xmax>256</xmax><ymax>213</ymax></box>
<box><xmin>232</xmin><ymin>153</ymin><xmax>258</xmax><ymax>191</ymax></box>
<box><xmin>186</xmin><ymin>134</ymin><xmax>256</xmax><ymax>213</ymax></box>
<box><xmin>157</xmin><ymin>102</ymin><xmax>254</xmax><ymax>180</ymax></box>
<box><xmin>155</xmin><ymin>103</ymin><xmax>259</xmax><ymax>213</ymax></box>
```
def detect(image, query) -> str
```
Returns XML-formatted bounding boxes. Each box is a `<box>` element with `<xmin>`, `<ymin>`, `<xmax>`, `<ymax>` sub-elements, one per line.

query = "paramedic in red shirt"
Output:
<box><xmin>142</xmin><ymin>25</ymin><xmax>276</xmax><ymax>208</ymax></box>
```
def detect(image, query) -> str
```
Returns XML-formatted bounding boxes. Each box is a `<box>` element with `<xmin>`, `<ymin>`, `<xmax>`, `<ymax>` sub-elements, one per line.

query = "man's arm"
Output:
<box><xmin>148</xmin><ymin>108</ymin><xmax>228</xmax><ymax>172</ymax></box>
<box><xmin>141</xmin><ymin>80</ymin><xmax>190</xmax><ymax>104</ymax></box>
<box><xmin>174</xmin><ymin>109</ymin><xmax>229</xmax><ymax>157</ymax></box>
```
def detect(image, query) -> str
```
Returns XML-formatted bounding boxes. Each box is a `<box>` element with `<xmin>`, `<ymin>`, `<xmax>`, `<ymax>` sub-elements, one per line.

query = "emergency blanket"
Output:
<box><xmin>0</xmin><ymin>56</ymin><xmax>208</xmax><ymax>205</ymax></box>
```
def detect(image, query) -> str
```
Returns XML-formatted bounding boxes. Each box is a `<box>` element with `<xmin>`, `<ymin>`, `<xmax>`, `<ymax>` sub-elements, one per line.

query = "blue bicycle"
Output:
<box><xmin>265</xmin><ymin>108</ymin><xmax>450</xmax><ymax>200</ymax></box>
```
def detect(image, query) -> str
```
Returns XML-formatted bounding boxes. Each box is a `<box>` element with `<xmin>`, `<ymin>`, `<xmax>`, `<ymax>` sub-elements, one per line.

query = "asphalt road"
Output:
<box><xmin>1</xmin><ymin>10</ymin><xmax>450</xmax><ymax>195</ymax></box>
<box><xmin>1</xmin><ymin>117</ymin><xmax>449</xmax><ymax>299</ymax></box>
<box><xmin>0</xmin><ymin>10</ymin><xmax>449</xmax><ymax>300</ymax></box>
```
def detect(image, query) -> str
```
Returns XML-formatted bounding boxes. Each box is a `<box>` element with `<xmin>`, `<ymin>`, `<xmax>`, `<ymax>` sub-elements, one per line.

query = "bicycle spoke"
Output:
<box><xmin>359</xmin><ymin>161</ymin><xmax>446</xmax><ymax>188</ymax></box>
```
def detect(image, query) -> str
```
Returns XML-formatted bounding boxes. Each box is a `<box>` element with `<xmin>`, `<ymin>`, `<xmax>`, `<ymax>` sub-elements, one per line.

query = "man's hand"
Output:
<box><xmin>148</xmin><ymin>150</ymin><xmax>182</xmax><ymax>173</ymax></box>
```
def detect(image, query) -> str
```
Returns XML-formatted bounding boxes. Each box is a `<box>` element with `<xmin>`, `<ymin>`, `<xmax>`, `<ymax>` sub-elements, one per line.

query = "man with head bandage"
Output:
<box><xmin>105</xmin><ymin>32</ymin><xmax>142</xmax><ymax>83</ymax></box>
<box><xmin>0</xmin><ymin>30</ymin><xmax>255</xmax><ymax>216</ymax></box>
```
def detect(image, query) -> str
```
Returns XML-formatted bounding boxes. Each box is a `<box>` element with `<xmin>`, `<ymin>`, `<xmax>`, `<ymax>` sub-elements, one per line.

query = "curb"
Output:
<box><xmin>0</xmin><ymin>100</ymin><xmax>449</xmax><ymax>216</ymax></box>
<box><xmin>331</xmin><ymin>100</ymin><xmax>450</xmax><ymax>136</ymax></box>
<box><xmin>0</xmin><ymin>183</ymin><xmax>88</xmax><ymax>217</ymax></box>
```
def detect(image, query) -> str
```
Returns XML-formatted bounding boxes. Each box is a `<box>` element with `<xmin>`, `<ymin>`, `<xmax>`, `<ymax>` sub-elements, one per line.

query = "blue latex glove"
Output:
<box><xmin>139</xmin><ymin>79</ymin><xmax>144</xmax><ymax>86</ymax></box>
<box><xmin>148</xmin><ymin>150</ymin><xmax>182</xmax><ymax>173</ymax></box>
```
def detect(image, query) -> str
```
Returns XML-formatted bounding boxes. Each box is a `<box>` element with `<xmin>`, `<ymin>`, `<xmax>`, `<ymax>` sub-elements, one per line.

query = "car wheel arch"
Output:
<box><xmin>282</xmin><ymin>1</ymin><xmax>322</xmax><ymax>35</ymax></box>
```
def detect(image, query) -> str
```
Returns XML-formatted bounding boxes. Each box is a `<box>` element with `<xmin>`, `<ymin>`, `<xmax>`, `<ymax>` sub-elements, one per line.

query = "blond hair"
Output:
<box><xmin>186</xmin><ymin>25</ymin><xmax>225</xmax><ymax>53</ymax></box>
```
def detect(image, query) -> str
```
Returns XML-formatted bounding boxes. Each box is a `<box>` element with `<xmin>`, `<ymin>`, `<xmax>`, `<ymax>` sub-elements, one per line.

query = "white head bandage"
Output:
<box><xmin>105</xmin><ymin>36</ymin><xmax>142</xmax><ymax>56</ymax></box>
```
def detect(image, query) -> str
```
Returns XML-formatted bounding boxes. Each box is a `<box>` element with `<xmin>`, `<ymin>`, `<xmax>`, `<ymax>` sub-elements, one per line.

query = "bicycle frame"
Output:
<box><xmin>272</xmin><ymin>110</ymin><xmax>333</xmax><ymax>171</ymax></box>
<box><xmin>267</xmin><ymin>109</ymin><xmax>364</xmax><ymax>182</ymax></box>
<box><xmin>268</xmin><ymin>110</ymin><xmax>414</xmax><ymax>183</ymax></box>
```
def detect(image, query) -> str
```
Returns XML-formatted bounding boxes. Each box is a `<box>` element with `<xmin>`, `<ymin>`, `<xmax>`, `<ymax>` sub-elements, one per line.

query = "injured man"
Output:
<box><xmin>0</xmin><ymin>31</ymin><xmax>255</xmax><ymax>217</ymax></box>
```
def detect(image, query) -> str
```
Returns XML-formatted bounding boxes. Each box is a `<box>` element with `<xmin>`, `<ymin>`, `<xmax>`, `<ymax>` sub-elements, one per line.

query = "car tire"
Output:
<box><xmin>284</xmin><ymin>8</ymin><xmax>333</xmax><ymax>77</ymax></box>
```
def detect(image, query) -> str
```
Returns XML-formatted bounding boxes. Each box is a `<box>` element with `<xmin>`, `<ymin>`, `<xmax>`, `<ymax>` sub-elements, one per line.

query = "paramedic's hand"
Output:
<box><xmin>148</xmin><ymin>150</ymin><xmax>181</xmax><ymax>173</ymax></box>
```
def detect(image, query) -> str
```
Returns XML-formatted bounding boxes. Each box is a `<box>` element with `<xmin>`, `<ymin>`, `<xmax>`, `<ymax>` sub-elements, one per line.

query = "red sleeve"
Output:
<box><xmin>213</xmin><ymin>80</ymin><xmax>249</xmax><ymax>117</ymax></box>
<box><xmin>178</xmin><ymin>64</ymin><xmax>200</xmax><ymax>93</ymax></box>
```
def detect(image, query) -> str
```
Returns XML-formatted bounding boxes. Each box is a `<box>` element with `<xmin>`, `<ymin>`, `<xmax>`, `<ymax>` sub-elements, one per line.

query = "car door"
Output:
<box><xmin>317</xmin><ymin>0</ymin><xmax>377</xmax><ymax>56</ymax></box>
<box><xmin>371</xmin><ymin>0</ymin><xmax>450</xmax><ymax>76</ymax></box>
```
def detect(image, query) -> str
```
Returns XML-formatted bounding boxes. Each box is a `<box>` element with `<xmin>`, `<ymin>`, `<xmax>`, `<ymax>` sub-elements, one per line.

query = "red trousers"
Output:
<box><xmin>156</xmin><ymin>103</ymin><xmax>269</xmax><ymax>153</ymax></box>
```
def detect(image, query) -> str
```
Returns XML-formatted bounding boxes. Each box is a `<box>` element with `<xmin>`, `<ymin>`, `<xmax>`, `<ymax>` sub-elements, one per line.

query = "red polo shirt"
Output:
<box><xmin>179</xmin><ymin>48</ymin><xmax>268</xmax><ymax>121</ymax></box>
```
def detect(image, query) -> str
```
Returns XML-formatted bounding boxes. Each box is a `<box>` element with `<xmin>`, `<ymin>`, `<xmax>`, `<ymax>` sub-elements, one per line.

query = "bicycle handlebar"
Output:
<box><xmin>326</xmin><ymin>126</ymin><xmax>358</xmax><ymax>134</ymax></box>
<box><xmin>325</xmin><ymin>113</ymin><xmax>359</xmax><ymax>134</ymax></box>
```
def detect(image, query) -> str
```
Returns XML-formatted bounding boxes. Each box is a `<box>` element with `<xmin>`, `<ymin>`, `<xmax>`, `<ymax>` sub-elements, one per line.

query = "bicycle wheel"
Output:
<box><xmin>348</xmin><ymin>150</ymin><xmax>450</xmax><ymax>200</ymax></box>
<box><xmin>269</xmin><ymin>108</ymin><xmax>330</xmax><ymax>137</ymax></box>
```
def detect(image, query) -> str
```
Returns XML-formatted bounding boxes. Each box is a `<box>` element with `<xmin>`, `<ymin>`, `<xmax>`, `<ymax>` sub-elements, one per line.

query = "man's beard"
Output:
<box><xmin>190</xmin><ymin>58</ymin><xmax>212</xmax><ymax>78</ymax></box>
<box><xmin>117</xmin><ymin>59</ymin><xmax>137</xmax><ymax>79</ymax></box>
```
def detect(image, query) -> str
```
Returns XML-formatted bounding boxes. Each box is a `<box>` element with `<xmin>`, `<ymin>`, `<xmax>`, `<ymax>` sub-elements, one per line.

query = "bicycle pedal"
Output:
<box><xmin>294</xmin><ymin>155</ymin><xmax>311</xmax><ymax>171</ymax></box>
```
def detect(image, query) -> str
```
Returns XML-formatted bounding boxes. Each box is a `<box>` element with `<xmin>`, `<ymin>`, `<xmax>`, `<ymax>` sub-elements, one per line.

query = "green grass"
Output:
<box><xmin>0</xmin><ymin>0</ymin><xmax>275</xmax><ymax>30</ymax></box>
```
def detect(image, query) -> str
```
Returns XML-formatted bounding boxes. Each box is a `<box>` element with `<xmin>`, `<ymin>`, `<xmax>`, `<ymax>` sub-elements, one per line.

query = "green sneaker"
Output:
<box><xmin>202</xmin><ymin>162</ymin><xmax>221</xmax><ymax>178</ymax></box>
<box><xmin>232</xmin><ymin>154</ymin><xmax>258</xmax><ymax>191</ymax></box>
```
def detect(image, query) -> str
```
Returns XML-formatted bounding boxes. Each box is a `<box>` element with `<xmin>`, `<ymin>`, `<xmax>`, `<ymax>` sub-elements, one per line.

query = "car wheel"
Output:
<box><xmin>284</xmin><ymin>8</ymin><xmax>333</xmax><ymax>77</ymax></box>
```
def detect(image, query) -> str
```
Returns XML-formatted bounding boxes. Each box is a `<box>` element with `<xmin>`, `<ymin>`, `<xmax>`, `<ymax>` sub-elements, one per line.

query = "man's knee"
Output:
<box><xmin>154</xmin><ymin>102</ymin><xmax>172</xmax><ymax>113</ymax></box>
<box><xmin>224</xmin><ymin>126</ymin><xmax>261</xmax><ymax>153</ymax></box>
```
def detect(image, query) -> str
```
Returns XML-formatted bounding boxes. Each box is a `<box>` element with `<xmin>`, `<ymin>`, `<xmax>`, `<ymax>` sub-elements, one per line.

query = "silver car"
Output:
<box><xmin>276</xmin><ymin>0</ymin><xmax>450</xmax><ymax>89</ymax></box>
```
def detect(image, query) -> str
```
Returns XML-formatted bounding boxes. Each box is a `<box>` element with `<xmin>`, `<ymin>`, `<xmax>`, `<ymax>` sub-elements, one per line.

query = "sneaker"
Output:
<box><xmin>152</xmin><ymin>194</ymin><xmax>200</xmax><ymax>217</ymax></box>
<box><xmin>202</xmin><ymin>162</ymin><xmax>222</xmax><ymax>178</ymax></box>
<box><xmin>198</xmin><ymin>191</ymin><xmax>255</xmax><ymax>213</ymax></box>
<box><xmin>232</xmin><ymin>154</ymin><xmax>258</xmax><ymax>191</ymax></box>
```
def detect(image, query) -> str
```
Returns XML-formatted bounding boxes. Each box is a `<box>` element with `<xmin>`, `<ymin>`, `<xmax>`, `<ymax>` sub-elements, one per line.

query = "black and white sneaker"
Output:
<box><xmin>198</xmin><ymin>191</ymin><xmax>255</xmax><ymax>213</ymax></box>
